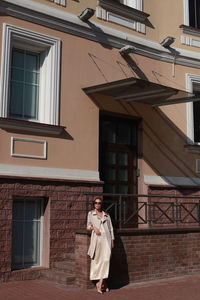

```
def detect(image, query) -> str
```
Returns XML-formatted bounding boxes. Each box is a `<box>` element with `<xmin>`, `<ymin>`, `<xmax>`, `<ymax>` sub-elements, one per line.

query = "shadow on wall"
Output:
<box><xmin>108</xmin><ymin>234</ymin><xmax>129</xmax><ymax>288</ymax></box>
<box><xmin>129</xmin><ymin>102</ymin><xmax>199</xmax><ymax>183</ymax></box>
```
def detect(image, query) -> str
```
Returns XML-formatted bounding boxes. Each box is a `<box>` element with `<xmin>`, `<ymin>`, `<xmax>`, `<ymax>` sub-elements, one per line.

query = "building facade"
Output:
<box><xmin>1</xmin><ymin>0</ymin><xmax>200</xmax><ymax>286</ymax></box>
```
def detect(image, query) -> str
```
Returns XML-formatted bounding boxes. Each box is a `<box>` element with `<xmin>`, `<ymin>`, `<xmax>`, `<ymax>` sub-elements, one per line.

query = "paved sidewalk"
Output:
<box><xmin>1</xmin><ymin>275</ymin><xmax>200</xmax><ymax>300</ymax></box>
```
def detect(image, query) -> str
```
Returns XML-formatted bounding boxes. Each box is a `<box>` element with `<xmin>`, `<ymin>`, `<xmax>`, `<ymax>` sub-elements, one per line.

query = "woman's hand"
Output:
<box><xmin>93</xmin><ymin>227</ymin><xmax>101</xmax><ymax>236</ymax></box>
<box><xmin>112</xmin><ymin>240</ymin><xmax>114</xmax><ymax>248</ymax></box>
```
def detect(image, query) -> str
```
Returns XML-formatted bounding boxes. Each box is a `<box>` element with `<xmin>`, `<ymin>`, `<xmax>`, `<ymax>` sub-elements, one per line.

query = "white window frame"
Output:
<box><xmin>120</xmin><ymin>0</ymin><xmax>142</xmax><ymax>10</ymax></box>
<box><xmin>186</xmin><ymin>73</ymin><xmax>200</xmax><ymax>144</ymax></box>
<box><xmin>0</xmin><ymin>24</ymin><xmax>61</xmax><ymax>125</ymax></box>
<box><xmin>183</xmin><ymin>0</ymin><xmax>190</xmax><ymax>26</ymax></box>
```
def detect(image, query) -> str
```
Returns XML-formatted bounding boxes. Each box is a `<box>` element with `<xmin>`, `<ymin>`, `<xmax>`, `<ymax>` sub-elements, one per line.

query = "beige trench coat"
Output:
<box><xmin>87</xmin><ymin>210</ymin><xmax>114</xmax><ymax>259</ymax></box>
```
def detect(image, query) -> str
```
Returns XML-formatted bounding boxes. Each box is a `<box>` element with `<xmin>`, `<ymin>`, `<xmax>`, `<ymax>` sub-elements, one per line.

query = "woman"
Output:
<box><xmin>87</xmin><ymin>197</ymin><xmax>114</xmax><ymax>293</ymax></box>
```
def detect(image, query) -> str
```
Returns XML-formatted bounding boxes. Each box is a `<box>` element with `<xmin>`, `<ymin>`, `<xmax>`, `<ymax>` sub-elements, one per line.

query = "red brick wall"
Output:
<box><xmin>0</xmin><ymin>177</ymin><xmax>102</xmax><ymax>283</ymax></box>
<box><xmin>76</xmin><ymin>228</ymin><xmax>200</xmax><ymax>288</ymax></box>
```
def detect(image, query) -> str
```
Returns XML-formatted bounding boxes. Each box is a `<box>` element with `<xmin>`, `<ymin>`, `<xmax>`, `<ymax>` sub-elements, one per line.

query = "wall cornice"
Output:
<box><xmin>1</xmin><ymin>0</ymin><xmax>200</xmax><ymax>68</ymax></box>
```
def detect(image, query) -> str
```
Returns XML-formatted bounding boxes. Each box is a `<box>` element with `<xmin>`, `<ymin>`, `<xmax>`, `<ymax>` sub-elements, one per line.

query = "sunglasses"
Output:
<box><xmin>94</xmin><ymin>201</ymin><xmax>102</xmax><ymax>205</ymax></box>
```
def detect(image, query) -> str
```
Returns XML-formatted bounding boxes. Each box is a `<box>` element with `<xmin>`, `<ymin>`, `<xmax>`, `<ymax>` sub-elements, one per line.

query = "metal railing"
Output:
<box><xmin>85</xmin><ymin>193</ymin><xmax>200</xmax><ymax>229</ymax></box>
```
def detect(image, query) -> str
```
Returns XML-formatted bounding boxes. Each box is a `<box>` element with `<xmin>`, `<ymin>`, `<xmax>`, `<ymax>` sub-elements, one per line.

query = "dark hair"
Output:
<box><xmin>93</xmin><ymin>196</ymin><xmax>103</xmax><ymax>204</ymax></box>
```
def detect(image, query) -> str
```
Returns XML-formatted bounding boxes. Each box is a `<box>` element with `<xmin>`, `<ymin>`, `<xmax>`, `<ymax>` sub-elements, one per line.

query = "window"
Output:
<box><xmin>0</xmin><ymin>24</ymin><xmax>61</xmax><ymax>125</ymax></box>
<box><xmin>186</xmin><ymin>74</ymin><xmax>200</xmax><ymax>143</ymax></box>
<box><xmin>12</xmin><ymin>198</ymin><xmax>44</xmax><ymax>270</ymax></box>
<box><xmin>193</xmin><ymin>83</ymin><xmax>200</xmax><ymax>142</ymax></box>
<box><xmin>189</xmin><ymin>0</ymin><xmax>200</xmax><ymax>28</ymax></box>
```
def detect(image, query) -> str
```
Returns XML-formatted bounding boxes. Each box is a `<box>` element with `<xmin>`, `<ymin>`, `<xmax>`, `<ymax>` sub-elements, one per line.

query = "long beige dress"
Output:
<box><xmin>90</xmin><ymin>220</ymin><xmax>111</xmax><ymax>280</ymax></box>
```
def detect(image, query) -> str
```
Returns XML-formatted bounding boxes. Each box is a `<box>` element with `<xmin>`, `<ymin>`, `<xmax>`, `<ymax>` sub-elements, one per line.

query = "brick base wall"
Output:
<box><xmin>0</xmin><ymin>177</ymin><xmax>102</xmax><ymax>283</ymax></box>
<box><xmin>76</xmin><ymin>228</ymin><xmax>200</xmax><ymax>288</ymax></box>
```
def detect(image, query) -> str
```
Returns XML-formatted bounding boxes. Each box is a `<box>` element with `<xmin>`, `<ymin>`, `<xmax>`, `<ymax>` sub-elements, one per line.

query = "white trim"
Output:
<box><xmin>47</xmin><ymin>0</ymin><xmax>66</xmax><ymax>6</ymax></box>
<box><xmin>181</xmin><ymin>35</ymin><xmax>200</xmax><ymax>48</ymax></box>
<box><xmin>2</xmin><ymin>0</ymin><xmax>200</xmax><ymax>68</ymax></box>
<box><xmin>183</xmin><ymin>0</ymin><xmax>189</xmax><ymax>26</ymax></box>
<box><xmin>40</xmin><ymin>198</ymin><xmax>44</xmax><ymax>268</ymax></box>
<box><xmin>144</xmin><ymin>175</ymin><xmax>200</xmax><ymax>186</ymax></box>
<box><xmin>11</xmin><ymin>137</ymin><xmax>47</xmax><ymax>159</ymax></box>
<box><xmin>0</xmin><ymin>23</ymin><xmax>61</xmax><ymax>125</ymax></box>
<box><xmin>186</xmin><ymin>73</ymin><xmax>200</xmax><ymax>143</ymax></box>
<box><xmin>0</xmin><ymin>164</ymin><xmax>100</xmax><ymax>181</ymax></box>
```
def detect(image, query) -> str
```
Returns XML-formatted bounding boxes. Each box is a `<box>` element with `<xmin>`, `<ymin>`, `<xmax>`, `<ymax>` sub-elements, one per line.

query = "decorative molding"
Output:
<box><xmin>180</xmin><ymin>24</ymin><xmax>200</xmax><ymax>37</ymax></box>
<box><xmin>0</xmin><ymin>164</ymin><xmax>100</xmax><ymax>181</ymax></box>
<box><xmin>97</xmin><ymin>0</ymin><xmax>149</xmax><ymax>22</ymax></box>
<box><xmin>2</xmin><ymin>1</ymin><xmax>200</xmax><ymax>68</ymax></box>
<box><xmin>96</xmin><ymin>7</ymin><xmax>145</xmax><ymax>33</ymax></box>
<box><xmin>11</xmin><ymin>137</ymin><xmax>47</xmax><ymax>159</ymax></box>
<box><xmin>144</xmin><ymin>175</ymin><xmax>200</xmax><ymax>186</ymax></box>
<box><xmin>181</xmin><ymin>35</ymin><xmax>200</xmax><ymax>48</ymax></box>
<box><xmin>47</xmin><ymin>0</ymin><xmax>66</xmax><ymax>7</ymax></box>
<box><xmin>0</xmin><ymin>117</ymin><xmax>65</xmax><ymax>135</ymax></box>
<box><xmin>185</xmin><ymin>144</ymin><xmax>200</xmax><ymax>153</ymax></box>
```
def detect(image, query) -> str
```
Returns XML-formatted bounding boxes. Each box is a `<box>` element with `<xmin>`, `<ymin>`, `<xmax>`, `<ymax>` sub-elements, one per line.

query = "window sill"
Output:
<box><xmin>0</xmin><ymin>117</ymin><xmax>65</xmax><ymax>136</ymax></box>
<box><xmin>184</xmin><ymin>143</ymin><xmax>200</xmax><ymax>153</ymax></box>
<box><xmin>97</xmin><ymin>0</ymin><xmax>149</xmax><ymax>23</ymax></box>
<box><xmin>180</xmin><ymin>24</ymin><xmax>200</xmax><ymax>37</ymax></box>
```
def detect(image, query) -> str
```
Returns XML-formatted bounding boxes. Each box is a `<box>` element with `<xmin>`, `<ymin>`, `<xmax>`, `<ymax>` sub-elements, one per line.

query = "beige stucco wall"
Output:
<box><xmin>0</xmin><ymin>6</ymin><xmax>200</xmax><ymax>185</ymax></box>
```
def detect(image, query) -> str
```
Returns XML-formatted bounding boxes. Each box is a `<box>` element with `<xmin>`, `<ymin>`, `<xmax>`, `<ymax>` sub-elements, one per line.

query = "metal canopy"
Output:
<box><xmin>83</xmin><ymin>77</ymin><xmax>199</xmax><ymax>106</ymax></box>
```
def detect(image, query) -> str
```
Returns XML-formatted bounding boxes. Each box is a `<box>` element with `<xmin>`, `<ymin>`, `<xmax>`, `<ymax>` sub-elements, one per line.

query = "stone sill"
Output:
<box><xmin>97</xmin><ymin>0</ymin><xmax>149</xmax><ymax>23</ymax></box>
<box><xmin>184</xmin><ymin>143</ymin><xmax>200</xmax><ymax>153</ymax></box>
<box><xmin>11</xmin><ymin>266</ymin><xmax>48</xmax><ymax>273</ymax></box>
<box><xmin>180</xmin><ymin>24</ymin><xmax>200</xmax><ymax>37</ymax></box>
<box><xmin>0</xmin><ymin>117</ymin><xmax>65</xmax><ymax>136</ymax></box>
<box><xmin>77</xmin><ymin>227</ymin><xmax>200</xmax><ymax>236</ymax></box>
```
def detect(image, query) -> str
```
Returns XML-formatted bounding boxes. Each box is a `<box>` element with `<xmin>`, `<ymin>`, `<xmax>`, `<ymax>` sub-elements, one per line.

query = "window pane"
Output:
<box><xmin>12</xmin><ymin>221</ymin><xmax>24</xmax><ymax>266</ymax></box>
<box><xmin>102</xmin><ymin>121</ymin><xmax>116</xmax><ymax>143</ymax></box>
<box><xmin>24</xmin><ymin>200</ymin><xmax>40</xmax><ymax>221</ymax></box>
<box><xmin>24</xmin><ymin>221</ymin><xmax>40</xmax><ymax>265</ymax></box>
<box><xmin>106</xmin><ymin>152</ymin><xmax>116</xmax><ymax>164</ymax></box>
<box><xmin>25</xmin><ymin>71</ymin><xmax>39</xmax><ymax>84</ymax></box>
<box><xmin>11</xmin><ymin>68</ymin><xmax>24</xmax><ymax>82</ymax></box>
<box><xmin>118</xmin><ymin>123</ymin><xmax>131</xmax><ymax>144</ymax></box>
<box><xmin>105</xmin><ymin>168</ymin><xmax>116</xmax><ymax>180</ymax></box>
<box><xmin>24</xmin><ymin>84</ymin><xmax>38</xmax><ymax>119</ymax></box>
<box><xmin>189</xmin><ymin>0</ymin><xmax>200</xmax><ymax>28</ymax></box>
<box><xmin>12</xmin><ymin>49</ymin><xmax>24</xmax><ymax>68</ymax></box>
<box><xmin>25</xmin><ymin>52</ymin><xmax>39</xmax><ymax>71</ymax></box>
<box><xmin>118</xmin><ymin>184</ymin><xmax>128</xmax><ymax>194</ymax></box>
<box><xmin>13</xmin><ymin>200</ymin><xmax>24</xmax><ymax>220</ymax></box>
<box><xmin>118</xmin><ymin>152</ymin><xmax>128</xmax><ymax>166</ymax></box>
<box><xmin>104</xmin><ymin>184</ymin><xmax>116</xmax><ymax>193</ymax></box>
<box><xmin>193</xmin><ymin>101</ymin><xmax>200</xmax><ymax>142</ymax></box>
<box><xmin>118</xmin><ymin>168</ymin><xmax>128</xmax><ymax>181</ymax></box>
<box><xmin>9</xmin><ymin>82</ymin><xmax>24</xmax><ymax>117</ymax></box>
